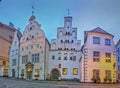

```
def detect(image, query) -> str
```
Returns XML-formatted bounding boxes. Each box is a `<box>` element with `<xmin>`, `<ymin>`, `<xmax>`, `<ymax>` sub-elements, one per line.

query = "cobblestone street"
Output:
<box><xmin>0</xmin><ymin>77</ymin><xmax>120</xmax><ymax>88</ymax></box>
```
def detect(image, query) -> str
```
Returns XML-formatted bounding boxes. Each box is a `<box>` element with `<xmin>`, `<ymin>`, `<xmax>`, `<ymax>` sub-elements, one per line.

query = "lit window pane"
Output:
<box><xmin>73</xmin><ymin>68</ymin><xmax>78</xmax><ymax>75</ymax></box>
<box><xmin>62</xmin><ymin>68</ymin><xmax>67</xmax><ymax>75</ymax></box>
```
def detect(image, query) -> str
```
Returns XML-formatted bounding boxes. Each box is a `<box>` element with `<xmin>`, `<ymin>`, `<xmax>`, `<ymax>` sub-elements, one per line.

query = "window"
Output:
<box><xmin>34</xmin><ymin>69</ymin><xmax>39</xmax><ymax>77</ymax></box>
<box><xmin>118</xmin><ymin>57</ymin><xmax>120</xmax><ymax>62</ymax></box>
<box><xmin>58</xmin><ymin>57</ymin><xmax>61</xmax><ymax>60</ymax></box>
<box><xmin>12</xmin><ymin>59</ymin><xmax>16</xmax><ymax>66</ymax></box>
<box><xmin>72</xmin><ymin>56</ymin><xmax>76</xmax><ymax>61</ymax></box>
<box><xmin>26</xmin><ymin>37</ymin><xmax>29</xmax><ymax>41</ymax></box>
<box><xmin>59</xmin><ymin>64</ymin><xmax>61</xmax><ymax>68</ymax></box>
<box><xmin>52</xmin><ymin>55</ymin><xmax>55</xmax><ymax>60</ymax></box>
<box><xmin>22</xmin><ymin>55</ymin><xmax>28</xmax><ymax>64</ymax></box>
<box><xmin>93</xmin><ymin>70</ymin><xmax>100</xmax><ymax>79</ymax></box>
<box><xmin>70</xmin><ymin>57</ymin><xmax>72</xmax><ymax>60</ymax></box>
<box><xmin>64</xmin><ymin>56</ymin><xmax>67</xmax><ymax>60</ymax></box>
<box><xmin>30</xmin><ymin>27</ymin><xmax>32</xmax><ymax>31</ymax></box>
<box><xmin>37</xmin><ymin>44</ymin><xmax>39</xmax><ymax>48</ymax></box>
<box><xmin>73</xmin><ymin>68</ymin><xmax>78</xmax><ymax>75</ymax></box>
<box><xmin>3</xmin><ymin>61</ymin><xmax>6</xmax><ymax>65</ymax></box>
<box><xmin>118</xmin><ymin>65</ymin><xmax>120</xmax><ymax>71</ymax></box>
<box><xmin>58</xmin><ymin>48</ymin><xmax>62</xmax><ymax>50</ymax></box>
<box><xmin>105</xmin><ymin>39</ymin><xmax>111</xmax><ymax>45</ymax></box>
<box><xmin>105</xmin><ymin>53</ymin><xmax>111</xmax><ymax>62</ymax></box>
<box><xmin>22</xmin><ymin>48</ymin><xmax>24</xmax><ymax>51</ymax></box>
<box><xmin>21</xmin><ymin>69</ymin><xmax>24</xmax><ymax>75</ymax></box>
<box><xmin>93</xmin><ymin>37</ymin><xmax>100</xmax><ymax>44</ymax></box>
<box><xmin>32</xmin><ymin>53</ymin><xmax>39</xmax><ymax>63</ymax></box>
<box><xmin>12</xmin><ymin>50</ymin><xmax>14</xmax><ymax>56</ymax></box>
<box><xmin>105</xmin><ymin>70</ymin><xmax>111</xmax><ymax>79</ymax></box>
<box><xmin>62</xmin><ymin>68</ymin><xmax>67</xmax><ymax>75</ymax></box>
<box><xmin>31</xmin><ymin>45</ymin><xmax>33</xmax><ymax>49</ymax></box>
<box><xmin>61</xmin><ymin>40</ymin><xmax>63</xmax><ymax>43</ymax></box>
<box><xmin>32</xmin><ymin>36</ymin><xmax>34</xmax><ymax>39</ymax></box>
<box><xmin>93</xmin><ymin>51</ymin><xmax>100</xmax><ymax>62</ymax></box>
<box><xmin>15</xmin><ymin>49</ymin><xmax>17</xmax><ymax>55</ymax></box>
<box><xmin>9</xmin><ymin>35</ymin><xmax>13</xmax><ymax>41</ymax></box>
<box><xmin>71</xmin><ymin>40</ymin><xmax>74</xmax><ymax>43</ymax></box>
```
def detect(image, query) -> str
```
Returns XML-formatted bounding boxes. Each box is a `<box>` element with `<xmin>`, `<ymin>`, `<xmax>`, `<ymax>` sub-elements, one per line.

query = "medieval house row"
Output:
<box><xmin>6</xmin><ymin>15</ymin><xmax>119</xmax><ymax>83</ymax></box>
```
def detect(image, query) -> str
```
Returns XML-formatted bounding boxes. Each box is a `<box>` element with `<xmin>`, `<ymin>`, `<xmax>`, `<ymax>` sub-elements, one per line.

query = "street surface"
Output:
<box><xmin>0</xmin><ymin>77</ymin><xmax>120</xmax><ymax>88</ymax></box>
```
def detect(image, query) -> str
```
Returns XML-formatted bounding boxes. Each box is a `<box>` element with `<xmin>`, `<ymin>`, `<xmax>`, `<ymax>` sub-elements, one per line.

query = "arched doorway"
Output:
<box><xmin>26</xmin><ymin>62</ymin><xmax>34</xmax><ymax>80</ymax></box>
<box><xmin>12</xmin><ymin>69</ymin><xmax>15</xmax><ymax>77</ymax></box>
<box><xmin>50</xmin><ymin>68</ymin><xmax>60</xmax><ymax>80</ymax></box>
<box><xmin>27</xmin><ymin>68</ymin><xmax>32</xmax><ymax>79</ymax></box>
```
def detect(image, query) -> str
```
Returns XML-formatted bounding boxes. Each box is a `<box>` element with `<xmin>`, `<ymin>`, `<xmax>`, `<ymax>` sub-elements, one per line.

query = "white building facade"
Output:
<box><xmin>48</xmin><ymin>16</ymin><xmax>81</xmax><ymax>80</ymax></box>
<box><xmin>19</xmin><ymin>15</ymin><xmax>50</xmax><ymax>80</ymax></box>
<box><xmin>116</xmin><ymin>39</ymin><xmax>120</xmax><ymax>81</ymax></box>
<box><xmin>80</xmin><ymin>27</ymin><xmax>117</xmax><ymax>83</ymax></box>
<box><xmin>8</xmin><ymin>30</ymin><xmax>22</xmax><ymax>78</ymax></box>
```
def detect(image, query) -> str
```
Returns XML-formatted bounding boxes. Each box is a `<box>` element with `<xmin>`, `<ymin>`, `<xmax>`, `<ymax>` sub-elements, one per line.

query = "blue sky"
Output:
<box><xmin>0</xmin><ymin>0</ymin><xmax>120</xmax><ymax>44</ymax></box>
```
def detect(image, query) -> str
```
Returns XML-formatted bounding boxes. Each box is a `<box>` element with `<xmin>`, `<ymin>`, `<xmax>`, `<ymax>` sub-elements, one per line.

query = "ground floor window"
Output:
<box><xmin>62</xmin><ymin>68</ymin><xmax>67</xmax><ymax>75</ymax></box>
<box><xmin>105</xmin><ymin>70</ymin><xmax>111</xmax><ymax>79</ymax></box>
<box><xmin>73</xmin><ymin>68</ymin><xmax>78</xmax><ymax>75</ymax></box>
<box><xmin>34</xmin><ymin>69</ymin><xmax>39</xmax><ymax>78</ymax></box>
<box><xmin>93</xmin><ymin>69</ymin><xmax>100</xmax><ymax>78</ymax></box>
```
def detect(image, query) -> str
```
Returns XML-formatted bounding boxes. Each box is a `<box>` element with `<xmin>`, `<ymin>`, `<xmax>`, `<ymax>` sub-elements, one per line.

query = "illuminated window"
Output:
<box><xmin>34</xmin><ymin>69</ymin><xmax>39</xmax><ymax>77</ymax></box>
<box><xmin>93</xmin><ymin>51</ymin><xmax>100</xmax><ymax>62</ymax></box>
<box><xmin>105</xmin><ymin>70</ymin><xmax>111</xmax><ymax>79</ymax></box>
<box><xmin>73</xmin><ymin>68</ymin><xmax>78</xmax><ymax>75</ymax></box>
<box><xmin>105</xmin><ymin>53</ymin><xmax>111</xmax><ymax>62</ymax></box>
<box><xmin>93</xmin><ymin>37</ymin><xmax>100</xmax><ymax>44</ymax></box>
<box><xmin>62</xmin><ymin>68</ymin><xmax>67</xmax><ymax>75</ymax></box>
<box><xmin>105</xmin><ymin>39</ymin><xmax>111</xmax><ymax>45</ymax></box>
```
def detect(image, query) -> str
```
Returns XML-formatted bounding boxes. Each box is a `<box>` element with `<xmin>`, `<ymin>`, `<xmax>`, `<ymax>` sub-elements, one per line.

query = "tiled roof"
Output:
<box><xmin>89</xmin><ymin>27</ymin><xmax>114</xmax><ymax>37</ymax></box>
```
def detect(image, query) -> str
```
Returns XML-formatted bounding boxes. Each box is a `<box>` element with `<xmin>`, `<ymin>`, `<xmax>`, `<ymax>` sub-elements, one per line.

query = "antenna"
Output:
<box><xmin>32</xmin><ymin>0</ymin><xmax>34</xmax><ymax>15</ymax></box>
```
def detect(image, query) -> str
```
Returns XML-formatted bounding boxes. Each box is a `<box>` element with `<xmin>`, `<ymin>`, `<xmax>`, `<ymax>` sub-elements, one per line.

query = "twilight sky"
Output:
<box><xmin>0</xmin><ymin>0</ymin><xmax>120</xmax><ymax>44</ymax></box>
